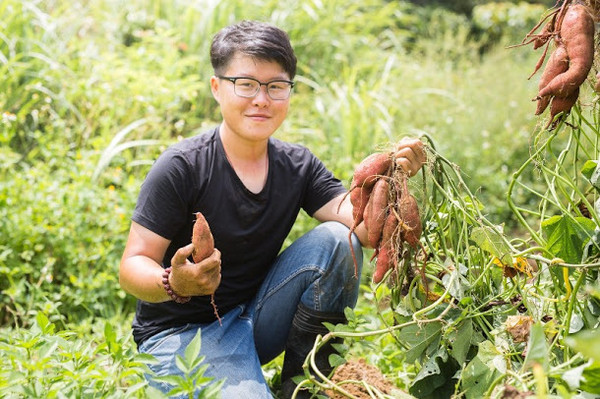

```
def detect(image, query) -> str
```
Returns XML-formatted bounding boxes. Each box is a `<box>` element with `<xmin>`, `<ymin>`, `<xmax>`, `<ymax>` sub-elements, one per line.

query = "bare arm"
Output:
<box><xmin>313</xmin><ymin>192</ymin><xmax>369</xmax><ymax>246</ymax></box>
<box><xmin>119</xmin><ymin>221</ymin><xmax>221</xmax><ymax>303</ymax></box>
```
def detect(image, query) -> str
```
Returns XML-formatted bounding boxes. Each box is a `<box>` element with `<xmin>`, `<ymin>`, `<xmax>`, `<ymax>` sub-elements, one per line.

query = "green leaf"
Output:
<box><xmin>399</xmin><ymin>322</ymin><xmax>443</xmax><ymax>363</ymax></box>
<box><xmin>470</xmin><ymin>226</ymin><xmax>512</xmax><ymax>264</ymax></box>
<box><xmin>523</xmin><ymin>323</ymin><xmax>548</xmax><ymax>370</ymax></box>
<box><xmin>565</xmin><ymin>328</ymin><xmax>600</xmax><ymax>362</ymax></box>
<box><xmin>581</xmin><ymin>160</ymin><xmax>598</xmax><ymax>182</ymax></box>
<box><xmin>541</xmin><ymin>215</ymin><xmax>596</xmax><ymax>264</ymax></box>
<box><xmin>190</xmin><ymin>364</ymin><xmax>212</xmax><ymax>387</ymax></box>
<box><xmin>104</xmin><ymin>322</ymin><xmax>119</xmax><ymax>355</ymax></box>
<box><xmin>175</xmin><ymin>354</ymin><xmax>189</xmax><ymax>375</ymax></box>
<box><xmin>409</xmin><ymin>348</ymin><xmax>459</xmax><ymax>399</ymax></box>
<box><xmin>581</xmin><ymin>362</ymin><xmax>600</xmax><ymax>394</ymax></box>
<box><xmin>35</xmin><ymin>312</ymin><xmax>53</xmax><ymax>334</ymax></box>
<box><xmin>152</xmin><ymin>374</ymin><xmax>184</xmax><ymax>386</ymax></box>
<box><xmin>448</xmin><ymin>319</ymin><xmax>473</xmax><ymax>365</ymax></box>
<box><xmin>461</xmin><ymin>341</ymin><xmax>503</xmax><ymax>399</ymax></box>
<box><xmin>328</xmin><ymin>353</ymin><xmax>346</xmax><ymax>368</ymax></box>
<box><xmin>184</xmin><ymin>329</ymin><xmax>202</xmax><ymax>368</ymax></box>
<box><xmin>582</xmin><ymin>160</ymin><xmax>600</xmax><ymax>191</ymax></box>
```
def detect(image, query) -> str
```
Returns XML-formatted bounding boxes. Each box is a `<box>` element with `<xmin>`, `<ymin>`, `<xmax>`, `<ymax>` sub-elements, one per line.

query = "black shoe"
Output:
<box><xmin>280</xmin><ymin>303</ymin><xmax>346</xmax><ymax>399</ymax></box>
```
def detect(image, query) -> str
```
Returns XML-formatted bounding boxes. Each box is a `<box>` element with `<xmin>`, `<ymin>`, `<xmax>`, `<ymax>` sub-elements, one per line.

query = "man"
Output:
<box><xmin>119</xmin><ymin>20</ymin><xmax>425</xmax><ymax>398</ymax></box>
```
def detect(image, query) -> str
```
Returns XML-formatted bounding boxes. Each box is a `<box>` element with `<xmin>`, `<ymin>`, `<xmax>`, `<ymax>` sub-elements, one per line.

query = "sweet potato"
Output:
<box><xmin>365</xmin><ymin>178</ymin><xmax>389</xmax><ymax>248</ymax></box>
<box><xmin>373</xmin><ymin>244</ymin><xmax>392</xmax><ymax>284</ymax></box>
<box><xmin>549</xmin><ymin>87</ymin><xmax>579</xmax><ymax>122</ymax></box>
<box><xmin>351</xmin><ymin>152</ymin><xmax>392</xmax><ymax>190</ymax></box>
<box><xmin>350</xmin><ymin>182</ymin><xmax>373</xmax><ymax>228</ymax></box>
<box><xmin>373</xmin><ymin>212</ymin><xmax>399</xmax><ymax>284</ymax></box>
<box><xmin>533</xmin><ymin>15</ymin><xmax>555</xmax><ymax>50</ymax></box>
<box><xmin>191</xmin><ymin>212</ymin><xmax>221</xmax><ymax>325</ymax></box>
<box><xmin>537</xmin><ymin>4</ymin><xmax>594</xmax><ymax>99</ymax></box>
<box><xmin>535</xmin><ymin>45</ymin><xmax>569</xmax><ymax>115</ymax></box>
<box><xmin>399</xmin><ymin>175</ymin><xmax>422</xmax><ymax>248</ymax></box>
<box><xmin>192</xmin><ymin>212</ymin><xmax>214</xmax><ymax>263</ymax></box>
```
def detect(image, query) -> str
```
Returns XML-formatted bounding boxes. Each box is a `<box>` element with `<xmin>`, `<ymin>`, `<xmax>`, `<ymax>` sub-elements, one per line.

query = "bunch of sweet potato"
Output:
<box><xmin>349</xmin><ymin>151</ymin><xmax>423</xmax><ymax>284</ymax></box>
<box><xmin>519</xmin><ymin>0</ymin><xmax>597</xmax><ymax>127</ymax></box>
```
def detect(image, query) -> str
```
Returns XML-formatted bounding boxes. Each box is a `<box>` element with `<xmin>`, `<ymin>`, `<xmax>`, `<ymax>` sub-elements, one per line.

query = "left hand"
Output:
<box><xmin>392</xmin><ymin>137</ymin><xmax>427</xmax><ymax>177</ymax></box>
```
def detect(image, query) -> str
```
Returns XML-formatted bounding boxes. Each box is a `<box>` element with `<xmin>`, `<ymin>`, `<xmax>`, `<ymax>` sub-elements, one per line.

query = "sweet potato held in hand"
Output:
<box><xmin>346</xmin><ymin>145</ymin><xmax>425</xmax><ymax>286</ymax></box>
<box><xmin>191</xmin><ymin>212</ymin><xmax>221</xmax><ymax>324</ymax></box>
<box><xmin>192</xmin><ymin>212</ymin><xmax>214</xmax><ymax>263</ymax></box>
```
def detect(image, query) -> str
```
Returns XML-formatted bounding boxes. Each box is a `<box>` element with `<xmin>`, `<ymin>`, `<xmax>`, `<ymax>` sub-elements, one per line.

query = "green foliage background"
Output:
<box><xmin>2</xmin><ymin>0</ymin><xmax>598</xmax><ymax>398</ymax></box>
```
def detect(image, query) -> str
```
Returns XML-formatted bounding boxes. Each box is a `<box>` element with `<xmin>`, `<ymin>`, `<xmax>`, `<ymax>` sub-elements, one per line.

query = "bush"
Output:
<box><xmin>0</xmin><ymin>153</ymin><xmax>138</xmax><ymax>327</ymax></box>
<box><xmin>0</xmin><ymin>312</ymin><xmax>149</xmax><ymax>397</ymax></box>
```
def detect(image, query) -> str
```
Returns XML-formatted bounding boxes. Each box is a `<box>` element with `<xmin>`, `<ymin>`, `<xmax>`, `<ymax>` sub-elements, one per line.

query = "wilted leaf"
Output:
<box><xmin>505</xmin><ymin>315</ymin><xmax>534</xmax><ymax>343</ymax></box>
<box><xmin>493</xmin><ymin>256</ymin><xmax>532</xmax><ymax>278</ymax></box>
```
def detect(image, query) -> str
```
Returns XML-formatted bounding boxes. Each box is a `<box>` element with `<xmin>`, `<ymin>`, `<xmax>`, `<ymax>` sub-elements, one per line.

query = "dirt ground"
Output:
<box><xmin>325</xmin><ymin>358</ymin><xmax>398</xmax><ymax>398</ymax></box>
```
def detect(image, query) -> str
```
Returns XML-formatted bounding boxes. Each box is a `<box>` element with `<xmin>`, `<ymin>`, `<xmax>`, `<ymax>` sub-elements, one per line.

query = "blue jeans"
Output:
<box><xmin>138</xmin><ymin>221</ymin><xmax>363</xmax><ymax>398</ymax></box>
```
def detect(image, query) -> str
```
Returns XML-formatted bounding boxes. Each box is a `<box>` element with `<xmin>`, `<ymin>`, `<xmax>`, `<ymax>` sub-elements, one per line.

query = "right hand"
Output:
<box><xmin>168</xmin><ymin>243</ymin><xmax>222</xmax><ymax>297</ymax></box>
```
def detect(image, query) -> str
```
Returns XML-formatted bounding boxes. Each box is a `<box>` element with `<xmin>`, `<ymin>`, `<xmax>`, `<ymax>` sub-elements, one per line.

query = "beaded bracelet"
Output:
<box><xmin>162</xmin><ymin>267</ymin><xmax>191</xmax><ymax>304</ymax></box>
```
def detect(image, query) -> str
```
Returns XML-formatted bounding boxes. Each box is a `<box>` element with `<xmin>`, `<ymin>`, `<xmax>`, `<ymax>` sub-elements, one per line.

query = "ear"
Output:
<box><xmin>210</xmin><ymin>76</ymin><xmax>220</xmax><ymax>104</ymax></box>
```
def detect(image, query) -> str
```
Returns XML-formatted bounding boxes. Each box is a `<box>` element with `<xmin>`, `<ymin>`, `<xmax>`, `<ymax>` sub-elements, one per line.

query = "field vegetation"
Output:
<box><xmin>1</xmin><ymin>0</ymin><xmax>599</xmax><ymax>398</ymax></box>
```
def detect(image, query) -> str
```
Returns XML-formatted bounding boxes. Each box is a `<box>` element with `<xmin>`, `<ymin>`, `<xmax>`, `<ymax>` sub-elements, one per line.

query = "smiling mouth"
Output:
<box><xmin>247</xmin><ymin>114</ymin><xmax>270</xmax><ymax>119</ymax></box>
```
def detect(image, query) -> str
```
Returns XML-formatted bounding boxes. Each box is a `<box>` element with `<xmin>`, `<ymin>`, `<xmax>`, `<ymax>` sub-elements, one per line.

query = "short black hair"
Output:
<box><xmin>210</xmin><ymin>20</ymin><xmax>297</xmax><ymax>79</ymax></box>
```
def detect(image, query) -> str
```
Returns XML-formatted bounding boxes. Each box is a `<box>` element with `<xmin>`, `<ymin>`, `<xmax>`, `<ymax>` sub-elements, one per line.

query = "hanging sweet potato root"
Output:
<box><xmin>518</xmin><ymin>0</ymin><xmax>597</xmax><ymax>128</ymax></box>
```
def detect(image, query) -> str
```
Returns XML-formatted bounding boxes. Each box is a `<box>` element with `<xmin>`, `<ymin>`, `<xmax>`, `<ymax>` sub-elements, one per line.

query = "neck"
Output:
<box><xmin>219</xmin><ymin>124</ymin><xmax>268</xmax><ymax>162</ymax></box>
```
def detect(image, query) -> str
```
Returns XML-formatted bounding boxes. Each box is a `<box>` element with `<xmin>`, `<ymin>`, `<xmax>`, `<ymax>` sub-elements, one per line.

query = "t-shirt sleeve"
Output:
<box><xmin>302</xmin><ymin>154</ymin><xmax>347</xmax><ymax>216</ymax></box>
<box><xmin>132</xmin><ymin>148</ymin><xmax>195</xmax><ymax>240</ymax></box>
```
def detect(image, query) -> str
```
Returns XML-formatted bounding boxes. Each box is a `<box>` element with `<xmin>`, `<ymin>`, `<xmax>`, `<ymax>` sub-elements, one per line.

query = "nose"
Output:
<box><xmin>252</xmin><ymin>85</ymin><xmax>270</xmax><ymax>106</ymax></box>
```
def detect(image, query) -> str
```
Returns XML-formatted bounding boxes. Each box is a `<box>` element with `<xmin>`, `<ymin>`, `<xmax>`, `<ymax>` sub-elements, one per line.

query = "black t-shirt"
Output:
<box><xmin>130</xmin><ymin>126</ymin><xmax>346</xmax><ymax>346</ymax></box>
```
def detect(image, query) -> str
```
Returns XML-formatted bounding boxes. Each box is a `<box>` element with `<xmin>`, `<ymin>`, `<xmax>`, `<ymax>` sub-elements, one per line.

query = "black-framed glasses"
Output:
<box><xmin>218</xmin><ymin>76</ymin><xmax>294</xmax><ymax>100</ymax></box>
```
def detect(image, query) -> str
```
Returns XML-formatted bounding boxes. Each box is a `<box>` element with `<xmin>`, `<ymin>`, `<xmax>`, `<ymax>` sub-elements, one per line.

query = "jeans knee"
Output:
<box><xmin>316</xmin><ymin>221</ymin><xmax>363</xmax><ymax>277</ymax></box>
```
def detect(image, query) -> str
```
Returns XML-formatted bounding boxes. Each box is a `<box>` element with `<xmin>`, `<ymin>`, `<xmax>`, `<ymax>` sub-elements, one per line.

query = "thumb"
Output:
<box><xmin>171</xmin><ymin>243</ymin><xmax>194</xmax><ymax>268</ymax></box>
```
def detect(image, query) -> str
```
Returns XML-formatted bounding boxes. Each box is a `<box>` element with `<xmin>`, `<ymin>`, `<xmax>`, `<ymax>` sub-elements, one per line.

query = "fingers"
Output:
<box><xmin>393</xmin><ymin>137</ymin><xmax>427</xmax><ymax>177</ymax></box>
<box><xmin>171</xmin><ymin>243</ymin><xmax>194</xmax><ymax>267</ymax></box>
<box><xmin>169</xmin><ymin>247</ymin><xmax>221</xmax><ymax>297</ymax></box>
<box><xmin>198</xmin><ymin>249</ymin><xmax>221</xmax><ymax>274</ymax></box>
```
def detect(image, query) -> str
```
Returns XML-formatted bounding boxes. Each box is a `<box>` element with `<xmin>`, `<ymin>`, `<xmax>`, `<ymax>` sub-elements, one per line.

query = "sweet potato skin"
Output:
<box><xmin>365</xmin><ymin>178</ymin><xmax>389</xmax><ymax>248</ymax></box>
<box><xmin>373</xmin><ymin>212</ymin><xmax>399</xmax><ymax>284</ymax></box>
<box><xmin>192</xmin><ymin>212</ymin><xmax>215</xmax><ymax>263</ymax></box>
<box><xmin>350</xmin><ymin>182</ymin><xmax>373</xmax><ymax>227</ymax></box>
<box><xmin>399</xmin><ymin>192</ymin><xmax>422</xmax><ymax>249</ymax></box>
<box><xmin>550</xmin><ymin>87</ymin><xmax>579</xmax><ymax>120</ymax></box>
<box><xmin>535</xmin><ymin>45</ymin><xmax>569</xmax><ymax>115</ymax></box>
<box><xmin>352</xmin><ymin>152</ymin><xmax>392</xmax><ymax>189</ymax></box>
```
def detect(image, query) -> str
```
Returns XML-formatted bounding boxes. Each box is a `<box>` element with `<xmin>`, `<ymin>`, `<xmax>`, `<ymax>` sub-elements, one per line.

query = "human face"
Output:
<box><xmin>211</xmin><ymin>54</ymin><xmax>291</xmax><ymax>145</ymax></box>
